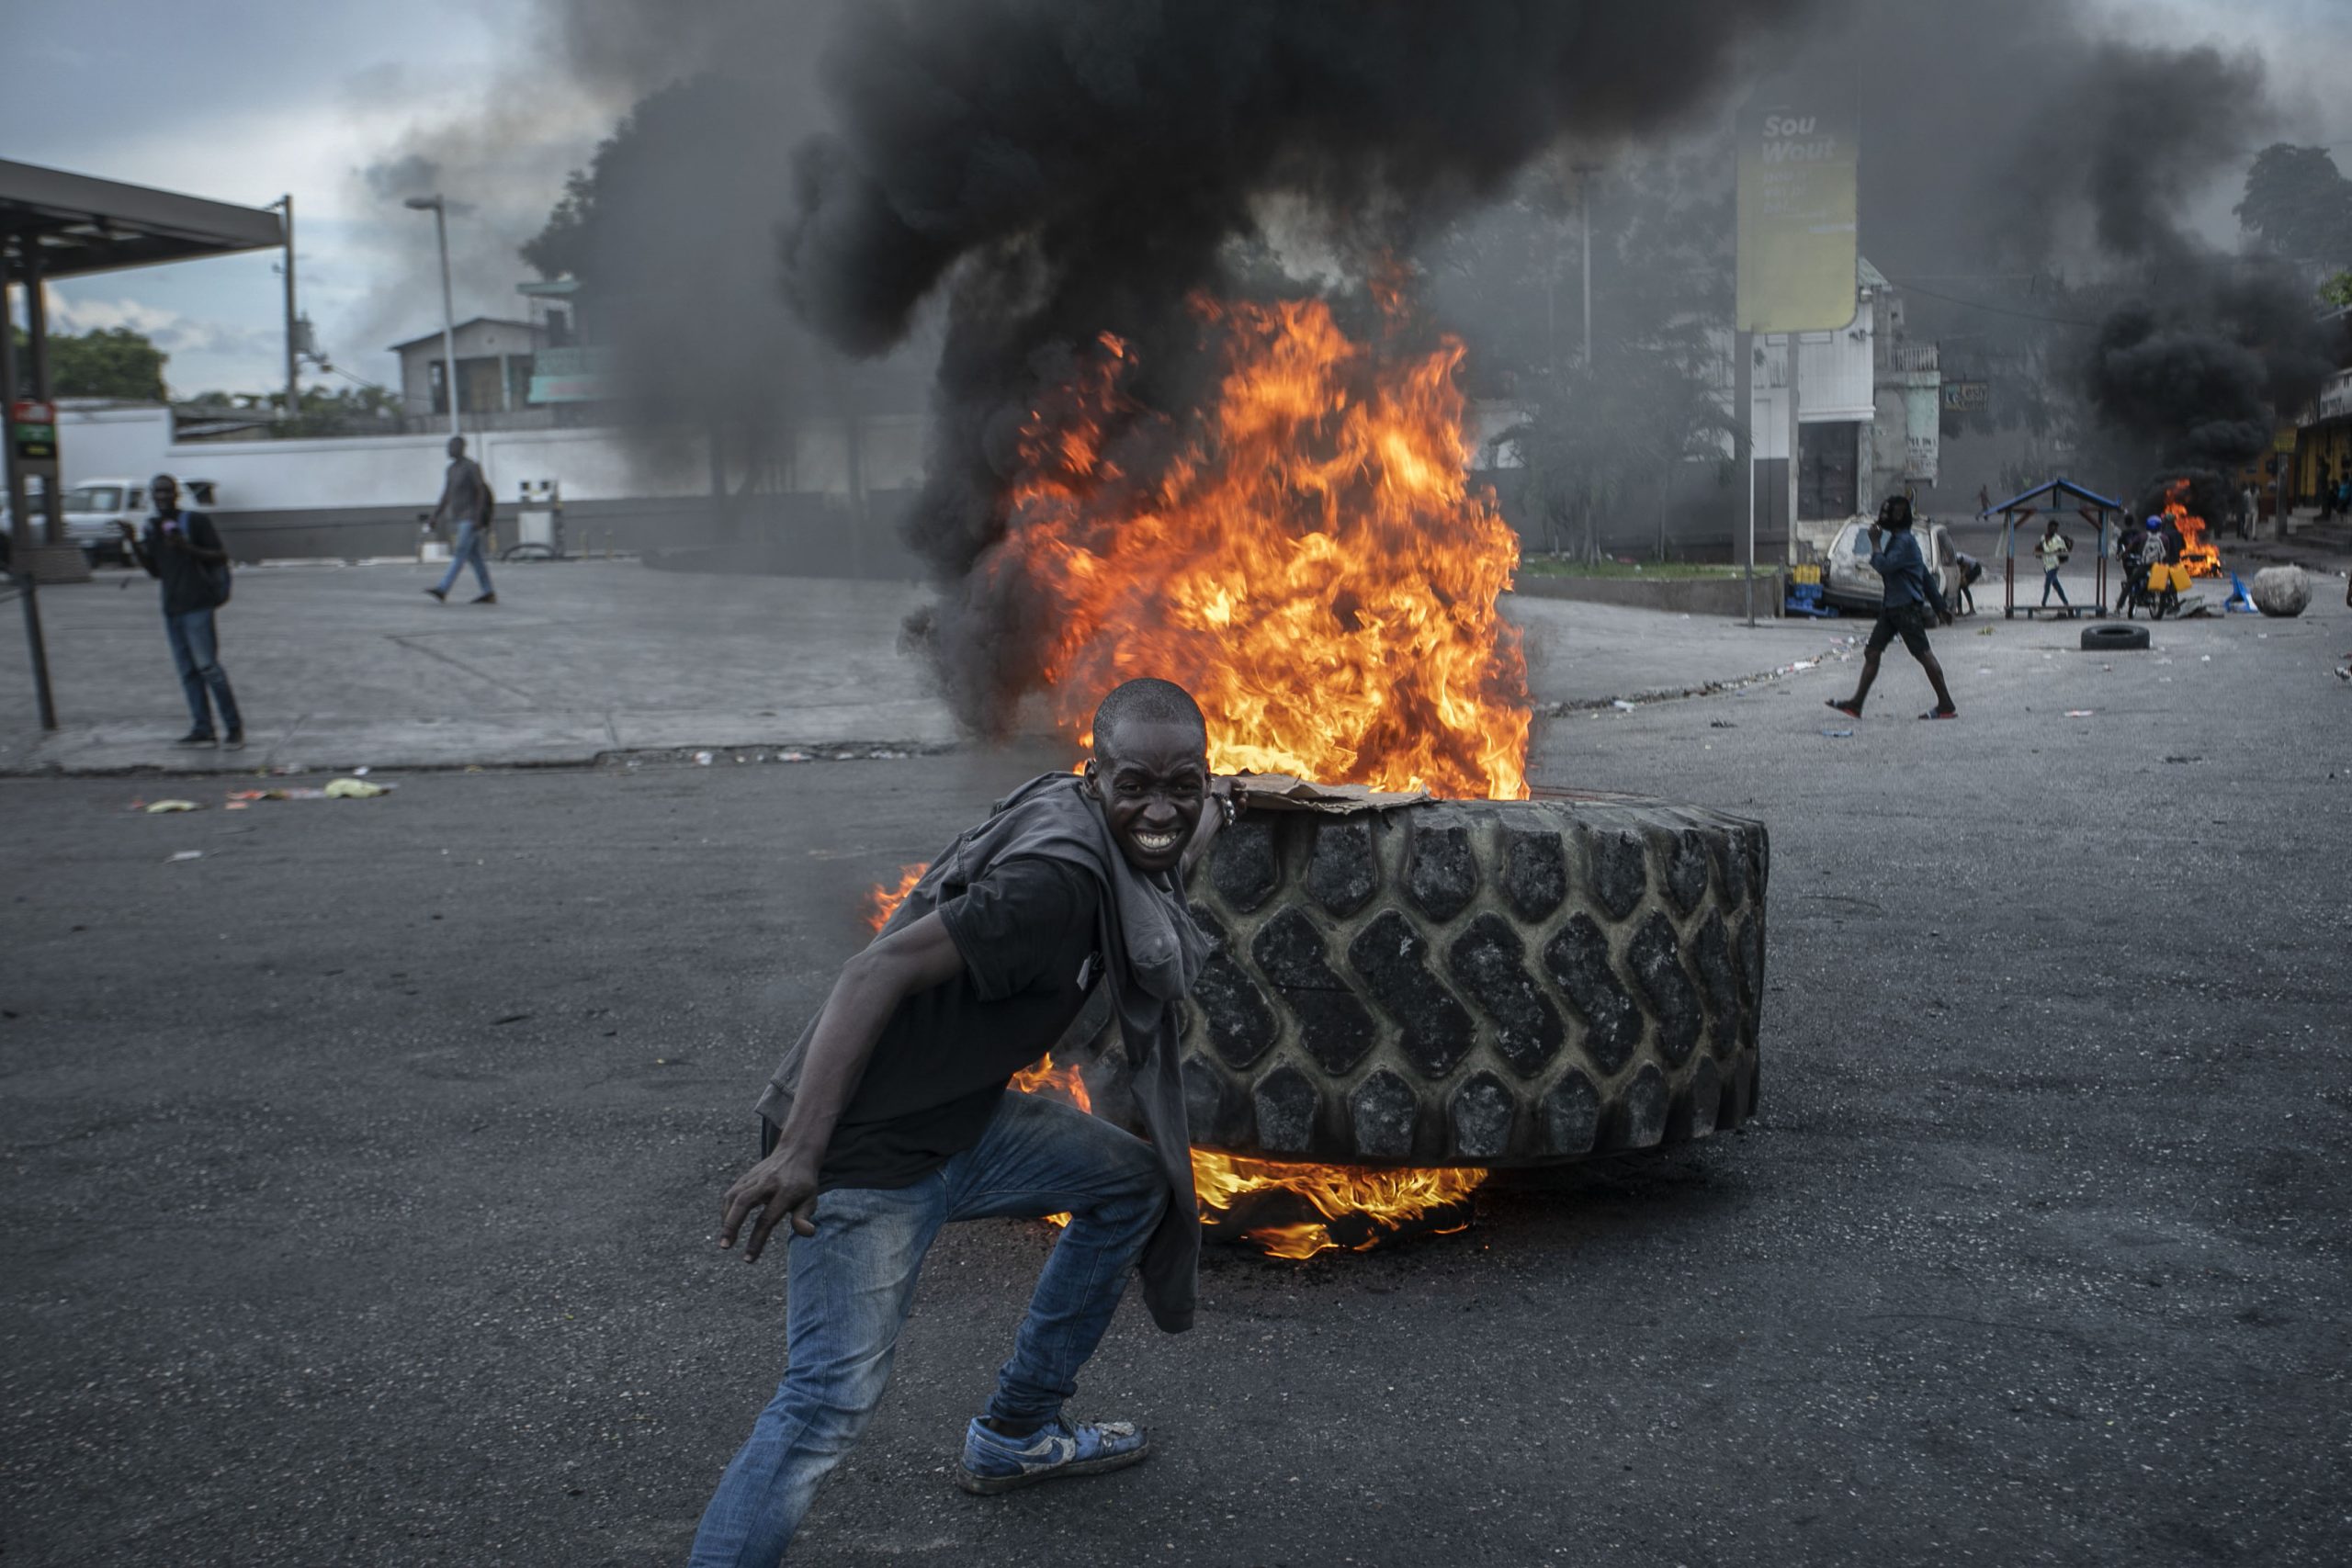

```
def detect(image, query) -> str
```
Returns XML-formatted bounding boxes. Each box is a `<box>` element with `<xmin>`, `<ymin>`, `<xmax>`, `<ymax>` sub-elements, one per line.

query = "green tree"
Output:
<box><xmin>2235</xmin><ymin>144</ymin><xmax>2352</xmax><ymax>268</ymax></box>
<box><xmin>2323</xmin><ymin>270</ymin><xmax>2352</xmax><ymax>310</ymax></box>
<box><xmin>9</xmin><ymin>325</ymin><xmax>169</xmax><ymax>400</ymax></box>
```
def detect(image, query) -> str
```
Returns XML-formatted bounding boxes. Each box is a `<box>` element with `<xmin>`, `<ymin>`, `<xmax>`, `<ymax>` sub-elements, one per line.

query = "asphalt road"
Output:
<box><xmin>5</xmin><ymin>594</ymin><xmax>2350</xmax><ymax>1565</ymax></box>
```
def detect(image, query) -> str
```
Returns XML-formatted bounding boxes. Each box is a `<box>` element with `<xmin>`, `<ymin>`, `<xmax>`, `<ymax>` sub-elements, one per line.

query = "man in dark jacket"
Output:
<box><xmin>424</xmin><ymin>435</ymin><xmax>496</xmax><ymax>604</ymax></box>
<box><xmin>1827</xmin><ymin>495</ymin><xmax>1958</xmax><ymax>720</ymax></box>
<box><xmin>691</xmin><ymin>678</ymin><xmax>1239</xmax><ymax>1567</ymax></box>
<box><xmin>117</xmin><ymin>474</ymin><xmax>243</xmax><ymax>749</ymax></box>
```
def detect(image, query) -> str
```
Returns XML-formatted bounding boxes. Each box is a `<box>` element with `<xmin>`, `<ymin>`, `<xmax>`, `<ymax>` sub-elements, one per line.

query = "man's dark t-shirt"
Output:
<box><xmin>145</xmin><ymin>511</ymin><xmax>226</xmax><ymax>615</ymax></box>
<box><xmin>435</xmin><ymin>457</ymin><xmax>492</xmax><ymax>529</ymax></box>
<box><xmin>819</xmin><ymin>856</ymin><xmax>1101</xmax><ymax>1190</ymax></box>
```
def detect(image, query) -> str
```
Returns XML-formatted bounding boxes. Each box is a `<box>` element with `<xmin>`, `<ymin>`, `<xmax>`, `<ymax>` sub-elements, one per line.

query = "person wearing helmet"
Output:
<box><xmin>1826</xmin><ymin>495</ymin><xmax>1958</xmax><ymax>720</ymax></box>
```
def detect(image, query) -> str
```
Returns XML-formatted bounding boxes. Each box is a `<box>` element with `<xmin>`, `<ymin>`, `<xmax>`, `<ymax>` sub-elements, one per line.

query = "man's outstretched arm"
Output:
<box><xmin>717</xmin><ymin>910</ymin><xmax>966</xmax><ymax>1261</ymax></box>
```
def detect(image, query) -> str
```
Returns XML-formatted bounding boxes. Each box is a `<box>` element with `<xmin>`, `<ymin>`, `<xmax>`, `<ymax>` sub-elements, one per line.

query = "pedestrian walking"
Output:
<box><xmin>693</xmin><ymin>678</ymin><xmax>1241</xmax><ymax>1567</ymax></box>
<box><xmin>118</xmin><ymin>474</ymin><xmax>243</xmax><ymax>750</ymax></box>
<box><xmin>2032</xmin><ymin>517</ymin><xmax>2072</xmax><ymax>608</ymax></box>
<box><xmin>1826</xmin><ymin>495</ymin><xmax>1958</xmax><ymax>721</ymax></box>
<box><xmin>424</xmin><ymin>434</ymin><xmax>496</xmax><ymax>604</ymax></box>
<box><xmin>2239</xmin><ymin>483</ymin><xmax>2258</xmax><ymax>540</ymax></box>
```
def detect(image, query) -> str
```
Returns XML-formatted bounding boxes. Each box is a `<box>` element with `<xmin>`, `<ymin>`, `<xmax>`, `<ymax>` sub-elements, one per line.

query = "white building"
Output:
<box><xmin>1741</xmin><ymin>255</ymin><xmax>1940</xmax><ymax>557</ymax></box>
<box><xmin>390</xmin><ymin>317</ymin><xmax>546</xmax><ymax>428</ymax></box>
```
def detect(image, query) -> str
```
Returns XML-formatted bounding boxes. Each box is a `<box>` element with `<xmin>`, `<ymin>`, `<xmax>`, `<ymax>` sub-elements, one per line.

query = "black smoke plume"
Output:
<box><xmin>2086</xmin><ymin>274</ymin><xmax>2336</xmax><ymax>476</ymax></box>
<box><xmin>783</xmin><ymin>0</ymin><xmax>1818</xmax><ymax>733</ymax></box>
<box><xmin>1790</xmin><ymin>6</ymin><xmax>2337</xmax><ymax>490</ymax></box>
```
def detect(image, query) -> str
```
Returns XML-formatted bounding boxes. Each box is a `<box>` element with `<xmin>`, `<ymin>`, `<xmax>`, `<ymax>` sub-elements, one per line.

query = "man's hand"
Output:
<box><xmin>1867</xmin><ymin>524</ymin><xmax>1883</xmax><ymax>547</ymax></box>
<box><xmin>115</xmin><ymin>520</ymin><xmax>137</xmax><ymax>540</ymax></box>
<box><xmin>718</xmin><ymin>1148</ymin><xmax>821</xmax><ymax>1261</ymax></box>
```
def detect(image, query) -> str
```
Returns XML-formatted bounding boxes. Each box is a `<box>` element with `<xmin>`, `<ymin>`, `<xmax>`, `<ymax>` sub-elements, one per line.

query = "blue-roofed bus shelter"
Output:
<box><xmin>1978</xmin><ymin>478</ymin><xmax>2127</xmax><ymax>621</ymax></box>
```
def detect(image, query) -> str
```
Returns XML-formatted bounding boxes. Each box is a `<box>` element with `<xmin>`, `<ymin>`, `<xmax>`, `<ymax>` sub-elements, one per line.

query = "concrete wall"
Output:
<box><xmin>48</xmin><ymin>403</ymin><xmax>174</xmax><ymax>487</ymax></box>
<box><xmin>206</xmin><ymin>490</ymin><xmax>928</xmax><ymax>581</ymax></box>
<box><xmin>144</xmin><ymin>420</ymin><xmax>934</xmax><ymax>580</ymax></box>
<box><xmin>1510</xmin><ymin>570</ymin><xmax>1784</xmax><ymax>618</ymax></box>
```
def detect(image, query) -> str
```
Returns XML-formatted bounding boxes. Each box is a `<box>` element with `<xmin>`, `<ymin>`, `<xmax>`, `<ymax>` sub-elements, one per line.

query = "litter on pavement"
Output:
<box><xmin>143</xmin><ymin>799</ymin><xmax>200</xmax><ymax>814</ymax></box>
<box><xmin>167</xmin><ymin>850</ymin><xmax>203</xmax><ymax>863</ymax></box>
<box><xmin>1822</xmin><ymin>728</ymin><xmax>1854</xmax><ymax>738</ymax></box>
<box><xmin>226</xmin><ymin>777</ymin><xmax>396</xmax><ymax>804</ymax></box>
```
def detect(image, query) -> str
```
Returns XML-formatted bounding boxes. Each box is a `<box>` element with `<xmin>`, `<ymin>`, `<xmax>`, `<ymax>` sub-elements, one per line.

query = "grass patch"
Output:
<box><xmin>1514</xmin><ymin>558</ymin><xmax>1753</xmax><ymax>581</ymax></box>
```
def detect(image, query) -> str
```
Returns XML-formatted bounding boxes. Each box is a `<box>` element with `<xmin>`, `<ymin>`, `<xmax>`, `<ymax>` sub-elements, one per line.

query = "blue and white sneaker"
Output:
<box><xmin>955</xmin><ymin>1414</ymin><xmax>1151</xmax><ymax>1495</ymax></box>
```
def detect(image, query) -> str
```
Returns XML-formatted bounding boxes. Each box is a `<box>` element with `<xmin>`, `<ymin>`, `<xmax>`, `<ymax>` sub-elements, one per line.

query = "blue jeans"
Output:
<box><xmin>689</xmin><ymin>1092</ymin><xmax>1167</xmax><ymax>1567</ymax></box>
<box><xmin>164</xmin><ymin>607</ymin><xmax>242</xmax><ymax>736</ymax></box>
<box><xmin>2041</xmin><ymin>567</ymin><xmax>2068</xmax><ymax>605</ymax></box>
<box><xmin>435</xmin><ymin>521</ymin><xmax>494</xmax><ymax>595</ymax></box>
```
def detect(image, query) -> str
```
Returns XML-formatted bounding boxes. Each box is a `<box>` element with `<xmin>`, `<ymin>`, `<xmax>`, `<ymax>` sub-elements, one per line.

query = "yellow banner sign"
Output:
<box><xmin>1736</xmin><ymin>102</ymin><xmax>1859</xmax><ymax>333</ymax></box>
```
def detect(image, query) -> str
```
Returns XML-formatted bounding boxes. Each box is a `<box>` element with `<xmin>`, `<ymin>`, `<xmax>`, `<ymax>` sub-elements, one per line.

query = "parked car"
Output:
<box><xmin>1821</xmin><ymin>517</ymin><xmax>1960</xmax><ymax>615</ymax></box>
<box><xmin>43</xmin><ymin>478</ymin><xmax>218</xmax><ymax>567</ymax></box>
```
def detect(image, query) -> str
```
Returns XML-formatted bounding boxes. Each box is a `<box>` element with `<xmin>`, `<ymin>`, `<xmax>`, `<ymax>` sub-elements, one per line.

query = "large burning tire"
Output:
<box><xmin>1157</xmin><ymin>794</ymin><xmax>1767</xmax><ymax>1167</ymax></box>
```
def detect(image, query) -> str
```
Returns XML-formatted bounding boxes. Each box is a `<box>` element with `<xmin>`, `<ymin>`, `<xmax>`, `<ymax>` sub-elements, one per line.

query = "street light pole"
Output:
<box><xmin>271</xmin><ymin>195</ymin><xmax>298</xmax><ymax>429</ymax></box>
<box><xmin>404</xmin><ymin>195</ymin><xmax>459</xmax><ymax>438</ymax></box>
<box><xmin>1573</xmin><ymin>162</ymin><xmax>1600</xmax><ymax>366</ymax></box>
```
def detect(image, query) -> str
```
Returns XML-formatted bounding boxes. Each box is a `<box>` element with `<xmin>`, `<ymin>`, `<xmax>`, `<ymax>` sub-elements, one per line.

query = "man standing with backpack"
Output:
<box><xmin>424</xmin><ymin>434</ymin><xmax>497</xmax><ymax>604</ymax></box>
<box><xmin>117</xmin><ymin>474</ymin><xmax>243</xmax><ymax>750</ymax></box>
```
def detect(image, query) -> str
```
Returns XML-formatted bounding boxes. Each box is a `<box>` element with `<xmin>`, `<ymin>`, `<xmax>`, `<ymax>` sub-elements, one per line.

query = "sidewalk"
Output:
<box><xmin>0</xmin><ymin>558</ymin><xmax>1862</xmax><ymax>775</ymax></box>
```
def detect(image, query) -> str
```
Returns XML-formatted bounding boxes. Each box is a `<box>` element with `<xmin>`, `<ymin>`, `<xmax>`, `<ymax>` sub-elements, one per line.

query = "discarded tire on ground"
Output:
<box><xmin>2082</xmin><ymin>623</ymin><xmax>2150</xmax><ymax>651</ymax></box>
<box><xmin>1158</xmin><ymin>795</ymin><xmax>1767</xmax><ymax>1166</ymax></box>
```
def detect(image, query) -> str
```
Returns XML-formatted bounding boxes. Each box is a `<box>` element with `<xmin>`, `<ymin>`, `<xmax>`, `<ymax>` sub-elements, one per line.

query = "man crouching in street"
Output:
<box><xmin>690</xmin><ymin>678</ymin><xmax>1238</xmax><ymax>1566</ymax></box>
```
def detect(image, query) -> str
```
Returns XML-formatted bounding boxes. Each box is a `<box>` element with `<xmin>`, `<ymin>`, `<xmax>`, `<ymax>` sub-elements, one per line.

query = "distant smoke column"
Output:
<box><xmin>2082</xmin><ymin>274</ymin><xmax>2336</xmax><ymax>478</ymax></box>
<box><xmin>780</xmin><ymin>0</ymin><xmax>1820</xmax><ymax>734</ymax></box>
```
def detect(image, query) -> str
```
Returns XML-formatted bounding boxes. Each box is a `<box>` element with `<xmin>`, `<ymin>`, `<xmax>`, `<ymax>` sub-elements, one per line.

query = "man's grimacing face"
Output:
<box><xmin>1088</xmin><ymin>719</ymin><xmax>1210</xmax><ymax>875</ymax></box>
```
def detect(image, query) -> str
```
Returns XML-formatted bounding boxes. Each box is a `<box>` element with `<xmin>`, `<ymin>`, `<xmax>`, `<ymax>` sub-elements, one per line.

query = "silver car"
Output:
<box><xmin>7</xmin><ymin>478</ymin><xmax>217</xmax><ymax>567</ymax></box>
<box><xmin>1822</xmin><ymin>518</ymin><xmax>1959</xmax><ymax>615</ymax></box>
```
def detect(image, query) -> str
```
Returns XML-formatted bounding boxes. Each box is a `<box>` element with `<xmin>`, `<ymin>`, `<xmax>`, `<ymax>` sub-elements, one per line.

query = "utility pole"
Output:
<box><xmin>271</xmin><ymin>195</ymin><xmax>298</xmax><ymax>429</ymax></box>
<box><xmin>404</xmin><ymin>195</ymin><xmax>460</xmax><ymax>437</ymax></box>
<box><xmin>1736</xmin><ymin>330</ymin><xmax>1755</xmax><ymax>626</ymax></box>
<box><xmin>1574</xmin><ymin>163</ymin><xmax>1600</xmax><ymax>365</ymax></box>
<box><xmin>1786</xmin><ymin>332</ymin><xmax>1802</xmax><ymax>571</ymax></box>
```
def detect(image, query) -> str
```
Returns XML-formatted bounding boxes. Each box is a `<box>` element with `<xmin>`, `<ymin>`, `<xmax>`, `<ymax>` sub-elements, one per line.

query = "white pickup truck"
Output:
<box><xmin>4</xmin><ymin>477</ymin><xmax>220</xmax><ymax>567</ymax></box>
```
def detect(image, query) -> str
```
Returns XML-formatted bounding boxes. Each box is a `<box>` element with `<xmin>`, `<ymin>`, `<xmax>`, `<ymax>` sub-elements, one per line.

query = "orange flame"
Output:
<box><xmin>1008</xmin><ymin>1052</ymin><xmax>1092</xmax><ymax>1114</ymax></box>
<box><xmin>2162</xmin><ymin>479</ymin><xmax>2222</xmax><ymax>578</ymax></box>
<box><xmin>865</xmin><ymin>285</ymin><xmax>1524</xmax><ymax>1256</ymax></box>
<box><xmin>1189</xmin><ymin>1152</ymin><xmax>1483</xmax><ymax>1259</ymax></box>
<box><xmin>993</xmin><ymin>289</ymin><xmax>1529</xmax><ymax>800</ymax></box>
<box><xmin>996</xmin><ymin>1059</ymin><xmax>1481</xmax><ymax>1252</ymax></box>
<box><xmin>865</xmin><ymin>864</ymin><xmax>928</xmax><ymax>933</ymax></box>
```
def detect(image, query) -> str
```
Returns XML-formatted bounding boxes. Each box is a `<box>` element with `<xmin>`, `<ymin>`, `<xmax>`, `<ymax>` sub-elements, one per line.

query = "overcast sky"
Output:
<box><xmin>5</xmin><ymin>0</ymin><xmax>2347</xmax><ymax>399</ymax></box>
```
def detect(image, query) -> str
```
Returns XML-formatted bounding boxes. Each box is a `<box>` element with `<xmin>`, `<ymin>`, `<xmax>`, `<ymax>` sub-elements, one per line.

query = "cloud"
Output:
<box><xmin>48</xmin><ymin>297</ymin><xmax>280</xmax><ymax>361</ymax></box>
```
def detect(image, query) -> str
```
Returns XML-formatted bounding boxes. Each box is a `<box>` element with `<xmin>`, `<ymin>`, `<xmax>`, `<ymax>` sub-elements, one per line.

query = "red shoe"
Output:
<box><xmin>1825</xmin><ymin>699</ymin><xmax>1863</xmax><ymax>719</ymax></box>
<box><xmin>1919</xmin><ymin>707</ymin><xmax>1958</xmax><ymax>720</ymax></box>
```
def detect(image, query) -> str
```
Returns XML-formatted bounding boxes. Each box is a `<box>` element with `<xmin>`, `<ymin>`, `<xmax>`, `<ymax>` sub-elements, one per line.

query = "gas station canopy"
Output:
<box><xmin>0</xmin><ymin>158</ymin><xmax>283</xmax><ymax>282</ymax></box>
